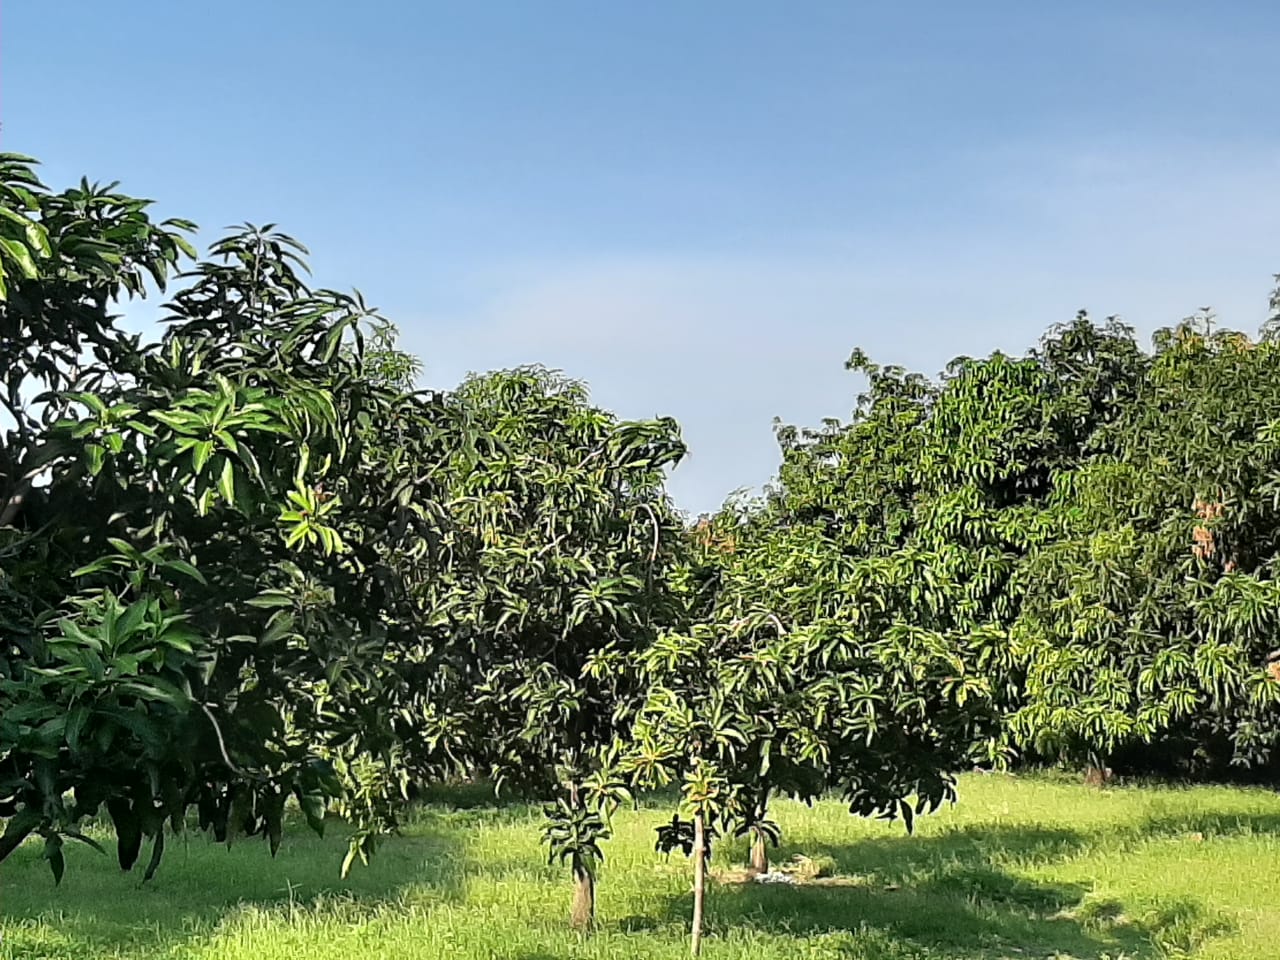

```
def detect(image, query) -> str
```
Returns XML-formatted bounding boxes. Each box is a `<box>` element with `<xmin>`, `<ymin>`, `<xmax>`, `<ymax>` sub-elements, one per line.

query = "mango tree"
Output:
<box><xmin>1</xmin><ymin>155</ymin><xmax>467</xmax><ymax>882</ymax></box>
<box><xmin>1</xmin><ymin>156</ymin><xmax>199</xmax><ymax>874</ymax></box>
<box><xmin>767</xmin><ymin>317</ymin><xmax>1148</xmax><ymax>780</ymax></box>
<box><xmin>617</xmin><ymin>504</ymin><xmax>1000</xmax><ymax>954</ymax></box>
<box><xmin>1010</xmin><ymin>312</ymin><xmax>1280</xmax><ymax>779</ymax></box>
<box><xmin>400</xmin><ymin>366</ymin><xmax>688</xmax><ymax>929</ymax></box>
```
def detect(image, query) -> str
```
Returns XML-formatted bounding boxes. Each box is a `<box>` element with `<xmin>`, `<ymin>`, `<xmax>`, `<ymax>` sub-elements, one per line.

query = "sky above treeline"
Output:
<box><xmin>6</xmin><ymin>1</ymin><xmax>1280</xmax><ymax>515</ymax></box>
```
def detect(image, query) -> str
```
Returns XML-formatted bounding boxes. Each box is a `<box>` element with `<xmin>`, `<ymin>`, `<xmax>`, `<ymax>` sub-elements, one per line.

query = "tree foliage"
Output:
<box><xmin>8</xmin><ymin>150</ymin><xmax>1280</xmax><ymax>952</ymax></box>
<box><xmin>424</xmin><ymin>367</ymin><xmax>686</xmax><ymax>927</ymax></box>
<box><xmin>1</xmin><ymin>158</ymin><xmax>467</xmax><ymax>880</ymax></box>
<box><xmin>1011</xmin><ymin>315</ymin><xmax>1280</xmax><ymax>776</ymax></box>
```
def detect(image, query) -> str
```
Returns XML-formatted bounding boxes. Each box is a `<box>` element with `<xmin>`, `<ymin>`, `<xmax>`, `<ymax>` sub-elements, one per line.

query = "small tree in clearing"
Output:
<box><xmin>615</xmin><ymin>518</ymin><xmax>998</xmax><ymax>956</ymax></box>
<box><xmin>404</xmin><ymin>367</ymin><xmax>687</xmax><ymax>931</ymax></box>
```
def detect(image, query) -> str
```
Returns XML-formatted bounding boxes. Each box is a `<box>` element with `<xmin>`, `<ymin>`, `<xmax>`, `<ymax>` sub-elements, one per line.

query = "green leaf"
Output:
<box><xmin>65</xmin><ymin>705</ymin><xmax>90</xmax><ymax>753</ymax></box>
<box><xmin>142</xmin><ymin>830</ymin><xmax>165</xmax><ymax>883</ymax></box>
<box><xmin>43</xmin><ymin>834</ymin><xmax>65</xmax><ymax>885</ymax></box>
<box><xmin>192</xmin><ymin>439</ymin><xmax>214</xmax><ymax>472</ymax></box>
<box><xmin>246</xmin><ymin>592</ymin><xmax>293</xmax><ymax>610</ymax></box>
<box><xmin>116</xmin><ymin>678</ymin><xmax>189</xmax><ymax>708</ymax></box>
<box><xmin>85</xmin><ymin>442</ymin><xmax>106</xmax><ymax>475</ymax></box>
<box><xmin>116</xmin><ymin>599</ymin><xmax>149</xmax><ymax>644</ymax></box>
<box><xmin>107</xmin><ymin>798</ymin><xmax>143</xmax><ymax>871</ymax></box>
<box><xmin>0</xmin><ymin>235</ymin><xmax>39</xmax><ymax>278</ymax></box>
<box><xmin>161</xmin><ymin>559</ymin><xmax>207</xmax><ymax>584</ymax></box>
<box><xmin>217</xmin><ymin>456</ymin><xmax>236</xmax><ymax>505</ymax></box>
<box><xmin>340</xmin><ymin>841</ymin><xmax>359</xmax><ymax>879</ymax></box>
<box><xmin>157</xmin><ymin>624</ymin><xmax>198</xmax><ymax>654</ymax></box>
<box><xmin>0</xmin><ymin>808</ymin><xmax>43</xmax><ymax>862</ymax></box>
<box><xmin>62</xmin><ymin>829</ymin><xmax>107</xmax><ymax>856</ymax></box>
<box><xmin>294</xmin><ymin>788</ymin><xmax>326</xmax><ymax>837</ymax></box>
<box><xmin>71</xmin><ymin>556</ymin><xmax>119</xmax><ymax>578</ymax></box>
<box><xmin>264</xmin><ymin>790</ymin><xmax>286</xmax><ymax>857</ymax></box>
<box><xmin>172</xmin><ymin>234</ymin><xmax>198</xmax><ymax>259</ymax></box>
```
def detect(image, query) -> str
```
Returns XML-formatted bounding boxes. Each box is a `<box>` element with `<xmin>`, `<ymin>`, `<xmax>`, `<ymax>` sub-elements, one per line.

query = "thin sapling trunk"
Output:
<box><xmin>1084</xmin><ymin>750</ymin><xmax>1113</xmax><ymax>788</ymax></box>
<box><xmin>691</xmin><ymin>808</ymin><xmax>707</xmax><ymax>957</ymax></box>
<box><xmin>749</xmin><ymin>825</ymin><xmax>769</xmax><ymax>874</ymax></box>
<box><xmin>569</xmin><ymin>851</ymin><xmax>595</xmax><ymax>931</ymax></box>
<box><xmin>748</xmin><ymin>788</ymin><xmax>770</xmax><ymax>874</ymax></box>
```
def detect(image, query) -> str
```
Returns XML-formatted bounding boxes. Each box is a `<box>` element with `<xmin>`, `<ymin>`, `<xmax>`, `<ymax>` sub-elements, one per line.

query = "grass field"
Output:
<box><xmin>2</xmin><ymin>772</ymin><xmax>1279</xmax><ymax>960</ymax></box>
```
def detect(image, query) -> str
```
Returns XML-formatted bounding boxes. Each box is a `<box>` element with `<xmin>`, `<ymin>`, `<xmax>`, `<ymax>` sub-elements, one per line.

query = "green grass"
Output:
<box><xmin>4</xmin><ymin>772</ymin><xmax>1280</xmax><ymax>959</ymax></box>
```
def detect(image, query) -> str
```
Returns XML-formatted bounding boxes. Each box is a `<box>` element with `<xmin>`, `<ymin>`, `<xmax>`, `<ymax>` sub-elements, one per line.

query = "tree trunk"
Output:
<box><xmin>1084</xmin><ymin>751</ymin><xmax>1112</xmax><ymax>788</ymax></box>
<box><xmin>748</xmin><ymin>787</ymin><xmax>770</xmax><ymax>874</ymax></box>
<box><xmin>1083</xmin><ymin>764</ymin><xmax>1112</xmax><ymax>788</ymax></box>
<box><xmin>569</xmin><ymin>852</ymin><xmax>595</xmax><ymax>931</ymax></box>
<box><xmin>749</xmin><ymin>827</ymin><xmax>768</xmax><ymax>874</ymax></box>
<box><xmin>691</xmin><ymin>808</ymin><xmax>706</xmax><ymax>957</ymax></box>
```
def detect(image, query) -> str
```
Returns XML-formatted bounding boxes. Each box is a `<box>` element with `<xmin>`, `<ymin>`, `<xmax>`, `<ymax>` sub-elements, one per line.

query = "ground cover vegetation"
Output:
<box><xmin>2</xmin><ymin>774</ymin><xmax>1279</xmax><ymax>960</ymax></box>
<box><xmin>4</xmin><ymin>154</ymin><xmax>1280</xmax><ymax>956</ymax></box>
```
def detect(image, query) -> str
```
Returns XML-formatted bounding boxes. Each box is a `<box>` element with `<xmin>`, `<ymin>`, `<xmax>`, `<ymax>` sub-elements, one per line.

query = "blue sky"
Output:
<box><xmin>6</xmin><ymin>2</ymin><xmax>1280</xmax><ymax>514</ymax></box>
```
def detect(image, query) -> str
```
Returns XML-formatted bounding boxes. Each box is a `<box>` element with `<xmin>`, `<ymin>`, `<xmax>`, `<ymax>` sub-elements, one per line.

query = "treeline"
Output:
<box><xmin>2</xmin><ymin>155</ymin><xmax>1279</xmax><ymax>953</ymax></box>
<box><xmin>744</xmin><ymin>308</ymin><xmax>1280</xmax><ymax>785</ymax></box>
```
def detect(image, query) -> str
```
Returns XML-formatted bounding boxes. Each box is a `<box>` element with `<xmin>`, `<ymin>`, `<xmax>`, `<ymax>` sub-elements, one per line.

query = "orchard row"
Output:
<box><xmin>3</xmin><ymin>155</ymin><xmax>1278</xmax><ymax>952</ymax></box>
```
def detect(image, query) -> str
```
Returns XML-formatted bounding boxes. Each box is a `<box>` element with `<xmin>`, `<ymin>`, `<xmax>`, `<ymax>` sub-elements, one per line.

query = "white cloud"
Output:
<box><xmin>109</xmin><ymin>138</ymin><xmax>1280</xmax><ymax>517</ymax></box>
<box><xmin>398</xmin><ymin>139</ymin><xmax>1280</xmax><ymax>515</ymax></box>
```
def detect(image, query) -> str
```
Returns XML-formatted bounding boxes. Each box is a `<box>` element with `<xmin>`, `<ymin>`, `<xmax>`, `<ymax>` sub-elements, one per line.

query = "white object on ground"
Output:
<box><xmin>753</xmin><ymin>870</ymin><xmax>796</xmax><ymax>884</ymax></box>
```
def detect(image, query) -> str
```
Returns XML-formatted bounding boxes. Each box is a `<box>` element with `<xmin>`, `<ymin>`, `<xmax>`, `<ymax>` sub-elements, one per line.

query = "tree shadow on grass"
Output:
<box><xmin>0</xmin><ymin>813</ymin><xmax>467</xmax><ymax>960</ymax></box>
<box><xmin>3</xmin><ymin>798</ymin><xmax>1263</xmax><ymax>960</ymax></box>
<box><xmin>800</xmin><ymin>823</ymin><xmax>1086</xmax><ymax>885</ymax></box>
<box><xmin>1131</xmin><ymin>809</ymin><xmax>1280</xmax><ymax>842</ymax></box>
<box><xmin>616</xmin><ymin>823</ymin><xmax>1234</xmax><ymax>959</ymax></box>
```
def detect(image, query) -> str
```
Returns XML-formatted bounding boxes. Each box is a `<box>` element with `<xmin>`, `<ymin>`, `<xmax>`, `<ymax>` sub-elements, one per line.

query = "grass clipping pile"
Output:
<box><xmin>717</xmin><ymin>854</ymin><xmax>876</xmax><ymax>888</ymax></box>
